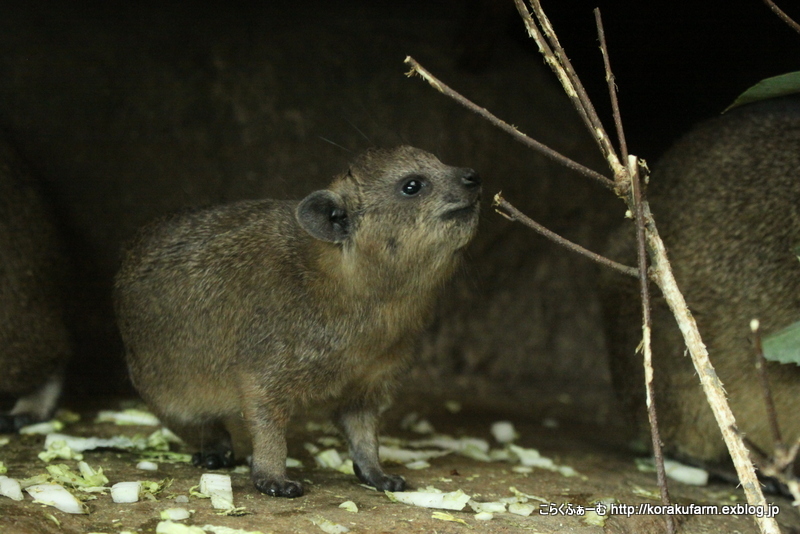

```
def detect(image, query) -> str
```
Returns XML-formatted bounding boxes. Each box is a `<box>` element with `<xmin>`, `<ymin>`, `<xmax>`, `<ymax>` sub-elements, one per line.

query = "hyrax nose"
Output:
<box><xmin>460</xmin><ymin>169</ymin><xmax>481</xmax><ymax>189</ymax></box>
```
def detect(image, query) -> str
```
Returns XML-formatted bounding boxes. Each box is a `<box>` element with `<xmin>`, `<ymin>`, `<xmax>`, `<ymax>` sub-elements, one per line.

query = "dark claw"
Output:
<box><xmin>191</xmin><ymin>450</ymin><xmax>235</xmax><ymax>469</ymax></box>
<box><xmin>253</xmin><ymin>478</ymin><xmax>304</xmax><ymax>498</ymax></box>
<box><xmin>0</xmin><ymin>413</ymin><xmax>38</xmax><ymax>434</ymax></box>
<box><xmin>354</xmin><ymin>463</ymin><xmax>406</xmax><ymax>491</ymax></box>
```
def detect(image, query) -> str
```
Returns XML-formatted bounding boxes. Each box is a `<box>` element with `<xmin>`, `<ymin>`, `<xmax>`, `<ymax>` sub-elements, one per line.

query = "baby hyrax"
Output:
<box><xmin>114</xmin><ymin>146</ymin><xmax>481</xmax><ymax>497</ymax></box>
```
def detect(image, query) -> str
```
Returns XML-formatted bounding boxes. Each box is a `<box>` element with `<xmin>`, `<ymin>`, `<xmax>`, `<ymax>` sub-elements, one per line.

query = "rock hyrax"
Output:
<box><xmin>602</xmin><ymin>96</ymin><xmax>800</xmax><ymax>465</ymax></box>
<box><xmin>0</xmin><ymin>141</ymin><xmax>71</xmax><ymax>432</ymax></box>
<box><xmin>114</xmin><ymin>146</ymin><xmax>481</xmax><ymax>497</ymax></box>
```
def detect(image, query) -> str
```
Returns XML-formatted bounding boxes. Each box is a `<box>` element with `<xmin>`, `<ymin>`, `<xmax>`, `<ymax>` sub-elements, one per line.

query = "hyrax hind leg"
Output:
<box><xmin>335</xmin><ymin>386</ymin><xmax>406</xmax><ymax>492</ymax></box>
<box><xmin>0</xmin><ymin>372</ymin><xmax>64</xmax><ymax>433</ymax></box>
<box><xmin>163</xmin><ymin>418</ymin><xmax>235</xmax><ymax>470</ymax></box>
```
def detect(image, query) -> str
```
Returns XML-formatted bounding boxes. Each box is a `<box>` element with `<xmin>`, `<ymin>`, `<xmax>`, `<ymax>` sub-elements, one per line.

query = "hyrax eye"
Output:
<box><xmin>400</xmin><ymin>175</ymin><xmax>426</xmax><ymax>196</ymax></box>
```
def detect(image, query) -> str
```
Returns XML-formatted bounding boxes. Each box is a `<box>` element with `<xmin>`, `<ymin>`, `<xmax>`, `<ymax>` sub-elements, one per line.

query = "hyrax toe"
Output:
<box><xmin>253</xmin><ymin>477</ymin><xmax>304</xmax><ymax>498</ymax></box>
<box><xmin>354</xmin><ymin>463</ymin><xmax>406</xmax><ymax>492</ymax></box>
<box><xmin>191</xmin><ymin>450</ymin><xmax>235</xmax><ymax>470</ymax></box>
<box><xmin>0</xmin><ymin>414</ymin><xmax>36</xmax><ymax>434</ymax></box>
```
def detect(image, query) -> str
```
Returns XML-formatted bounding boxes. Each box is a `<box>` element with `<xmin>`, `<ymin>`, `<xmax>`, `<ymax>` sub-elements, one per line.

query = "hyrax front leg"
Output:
<box><xmin>189</xmin><ymin>421</ymin><xmax>235</xmax><ymax>470</ymax></box>
<box><xmin>336</xmin><ymin>395</ymin><xmax>406</xmax><ymax>492</ymax></box>
<box><xmin>241</xmin><ymin>386</ymin><xmax>303</xmax><ymax>498</ymax></box>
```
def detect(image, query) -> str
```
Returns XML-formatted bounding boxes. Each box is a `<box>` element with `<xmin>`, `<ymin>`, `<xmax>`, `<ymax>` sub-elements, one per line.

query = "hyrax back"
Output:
<box><xmin>114</xmin><ymin>146</ymin><xmax>480</xmax><ymax>497</ymax></box>
<box><xmin>0</xmin><ymin>141</ymin><xmax>70</xmax><ymax>432</ymax></box>
<box><xmin>602</xmin><ymin>96</ymin><xmax>800</xmax><ymax>464</ymax></box>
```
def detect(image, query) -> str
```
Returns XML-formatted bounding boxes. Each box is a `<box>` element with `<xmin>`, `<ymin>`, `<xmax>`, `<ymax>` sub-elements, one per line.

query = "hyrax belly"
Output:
<box><xmin>115</xmin><ymin>146</ymin><xmax>481</xmax><ymax>497</ymax></box>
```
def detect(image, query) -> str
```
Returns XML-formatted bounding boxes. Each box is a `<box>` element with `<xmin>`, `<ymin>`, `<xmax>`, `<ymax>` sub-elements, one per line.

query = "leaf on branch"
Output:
<box><xmin>762</xmin><ymin>320</ymin><xmax>800</xmax><ymax>365</ymax></box>
<box><xmin>725</xmin><ymin>71</ymin><xmax>800</xmax><ymax>111</ymax></box>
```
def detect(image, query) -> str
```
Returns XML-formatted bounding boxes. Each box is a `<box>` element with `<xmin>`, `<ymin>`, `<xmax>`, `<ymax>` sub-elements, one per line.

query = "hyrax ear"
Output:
<box><xmin>296</xmin><ymin>190</ymin><xmax>350</xmax><ymax>243</ymax></box>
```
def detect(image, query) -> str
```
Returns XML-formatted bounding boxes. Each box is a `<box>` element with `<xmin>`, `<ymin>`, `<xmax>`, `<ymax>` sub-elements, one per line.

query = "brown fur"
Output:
<box><xmin>602</xmin><ymin>96</ymin><xmax>800</xmax><ymax>465</ymax></box>
<box><xmin>114</xmin><ymin>146</ymin><xmax>480</xmax><ymax>496</ymax></box>
<box><xmin>0</xmin><ymin>141</ymin><xmax>70</xmax><ymax>431</ymax></box>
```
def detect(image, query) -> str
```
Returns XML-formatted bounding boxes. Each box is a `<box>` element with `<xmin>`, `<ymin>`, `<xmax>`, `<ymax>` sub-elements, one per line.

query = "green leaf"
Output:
<box><xmin>762</xmin><ymin>320</ymin><xmax>800</xmax><ymax>365</ymax></box>
<box><xmin>725</xmin><ymin>71</ymin><xmax>800</xmax><ymax>112</ymax></box>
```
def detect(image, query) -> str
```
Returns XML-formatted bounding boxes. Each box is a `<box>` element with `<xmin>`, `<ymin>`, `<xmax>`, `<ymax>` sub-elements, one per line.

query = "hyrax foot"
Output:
<box><xmin>253</xmin><ymin>477</ymin><xmax>304</xmax><ymax>498</ymax></box>
<box><xmin>0</xmin><ymin>413</ymin><xmax>37</xmax><ymax>434</ymax></box>
<box><xmin>354</xmin><ymin>463</ymin><xmax>406</xmax><ymax>492</ymax></box>
<box><xmin>191</xmin><ymin>450</ymin><xmax>235</xmax><ymax>470</ymax></box>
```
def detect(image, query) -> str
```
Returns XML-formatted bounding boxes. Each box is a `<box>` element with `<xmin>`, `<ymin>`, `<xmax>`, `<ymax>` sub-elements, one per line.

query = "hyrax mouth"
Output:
<box><xmin>440</xmin><ymin>201</ymin><xmax>480</xmax><ymax>221</ymax></box>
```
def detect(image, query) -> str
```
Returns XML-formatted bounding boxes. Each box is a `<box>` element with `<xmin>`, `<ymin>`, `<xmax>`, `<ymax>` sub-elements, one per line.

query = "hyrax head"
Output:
<box><xmin>295</xmin><ymin>146</ymin><xmax>481</xmax><ymax>269</ymax></box>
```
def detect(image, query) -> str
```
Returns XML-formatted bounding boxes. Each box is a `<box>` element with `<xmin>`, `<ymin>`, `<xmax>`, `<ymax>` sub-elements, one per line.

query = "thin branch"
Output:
<box><xmin>493</xmin><ymin>195</ymin><xmax>636</xmax><ymax>277</ymax></box>
<box><xmin>403</xmin><ymin>57</ymin><xmax>615</xmax><ymax>190</ymax></box>
<box><xmin>630</xmin><ymin>157</ymin><xmax>674</xmax><ymax>534</ymax></box>
<box><xmin>595</xmin><ymin>9</ymin><xmax>629</xmax><ymax>166</ymax></box>
<box><xmin>751</xmin><ymin>319</ymin><xmax>784</xmax><ymax>452</ymax></box>
<box><xmin>520</xmin><ymin>0</ymin><xmax>625</xmax><ymax>180</ymax></box>
<box><xmin>762</xmin><ymin>0</ymin><xmax>800</xmax><ymax>34</ymax></box>
<box><xmin>512</xmin><ymin>0</ymin><xmax>600</xmax><ymax>156</ymax></box>
<box><xmin>643</xmin><ymin>202</ymin><xmax>781</xmax><ymax>534</ymax></box>
<box><xmin>493</xmin><ymin>193</ymin><xmax>638</xmax><ymax>278</ymax></box>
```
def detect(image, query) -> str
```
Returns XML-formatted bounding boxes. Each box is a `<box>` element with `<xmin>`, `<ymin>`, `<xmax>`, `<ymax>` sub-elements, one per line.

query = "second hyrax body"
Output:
<box><xmin>602</xmin><ymin>96</ymin><xmax>800</xmax><ymax>465</ymax></box>
<box><xmin>0</xmin><ymin>141</ymin><xmax>71</xmax><ymax>432</ymax></box>
<box><xmin>115</xmin><ymin>146</ymin><xmax>481</xmax><ymax>497</ymax></box>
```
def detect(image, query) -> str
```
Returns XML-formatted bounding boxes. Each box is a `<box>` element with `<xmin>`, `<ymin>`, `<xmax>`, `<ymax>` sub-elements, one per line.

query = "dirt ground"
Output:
<box><xmin>2</xmin><ymin>395</ymin><xmax>799</xmax><ymax>534</ymax></box>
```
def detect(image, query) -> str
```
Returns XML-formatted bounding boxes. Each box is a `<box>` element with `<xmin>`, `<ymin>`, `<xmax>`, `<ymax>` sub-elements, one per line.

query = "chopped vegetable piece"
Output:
<box><xmin>310</xmin><ymin>517</ymin><xmax>350</xmax><ymax>533</ymax></box>
<box><xmin>138</xmin><ymin>461</ymin><xmax>159</xmax><ymax>471</ymax></box>
<box><xmin>0</xmin><ymin>476</ymin><xmax>24</xmax><ymax>501</ymax></box>
<box><xmin>156</xmin><ymin>521</ymin><xmax>206</xmax><ymax>534</ymax></box>
<box><xmin>508</xmin><ymin>502</ymin><xmax>535</xmax><ymax>516</ymax></box>
<box><xmin>314</xmin><ymin>449</ymin><xmax>343</xmax><ymax>469</ymax></box>
<box><xmin>339</xmin><ymin>500</ymin><xmax>358</xmax><ymax>512</ymax></box>
<box><xmin>19</xmin><ymin>420</ymin><xmax>64</xmax><ymax>435</ymax></box>
<box><xmin>490</xmin><ymin>421</ymin><xmax>518</xmax><ymax>444</ymax></box>
<box><xmin>432</xmin><ymin>511</ymin><xmax>469</xmax><ymax>525</ymax></box>
<box><xmin>475</xmin><ymin>512</ymin><xmax>493</xmax><ymax>520</ymax></box>
<box><xmin>96</xmin><ymin>408</ymin><xmax>160</xmax><ymax>426</ymax></box>
<box><xmin>26</xmin><ymin>483</ymin><xmax>88</xmax><ymax>514</ymax></box>
<box><xmin>161</xmin><ymin>507</ymin><xmax>191</xmax><ymax>520</ymax></box>
<box><xmin>199</xmin><ymin>474</ymin><xmax>234</xmax><ymax>510</ymax></box>
<box><xmin>112</xmin><ymin>481</ymin><xmax>142</xmax><ymax>503</ymax></box>
<box><xmin>379</xmin><ymin>446</ymin><xmax>449</xmax><ymax>464</ymax></box>
<box><xmin>203</xmin><ymin>526</ymin><xmax>266</xmax><ymax>534</ymax></box>
<box><xmin>386</xmin><ymin>489</ymin><xmax>470</xmax><ymax>511</ymax></box>
<box><xmin>468</xmin><ymin>500</ymin><xmax>506</xmax><ymax>513</ymax></box>
<box><xmin>664</xmin><ymin>459</ymin><xmax>708</xmax><ymax>486</ymax></box>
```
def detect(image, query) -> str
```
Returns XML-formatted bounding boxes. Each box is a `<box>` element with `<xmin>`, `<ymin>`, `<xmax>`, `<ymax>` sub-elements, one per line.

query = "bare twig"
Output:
<box><xmin>629</xmin><ymin>157</ymin><xmax>674</xmax><ymax>534</ymax></box>
<box><xmin>761</xmin><ymin>0</ymin><xmax>800</xmax><ymax>34</ymax></box>
<box><xmin>404</xmin><ymin>57</ymin><xmax>615</xmax><ymax>190</ymax></box>
<box><xmin>643</xmin><ymin>203</ymin><xmax>780</xmax><ymax>534</ymax></box>
<box><xmin>739</xmin><ymin>431</ymin><xmax>800</xmax><ymax>506</ymax></box>
<box><xmin>493</xmin><ymin>193</ymin><xmax>638</xmax><ymax>278</ymax></box>
<box><xmin>595</xmin><ymin>9</ymin><xmax>629</xmax><ymax>165</ymax></box>
<box><xmin>513</xmin><ymin>0</ymin><xmax>626</xmax><ymax>183</ymax></box>
<box><xmin>747</xmin><ymin>319</ymin><xmax>800</xmax><ymax>507</ymax></box>
<box><xmin>750</xmin><ymin>319</ymin><xmax>785</xmax><ymax>452</ymax></box>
